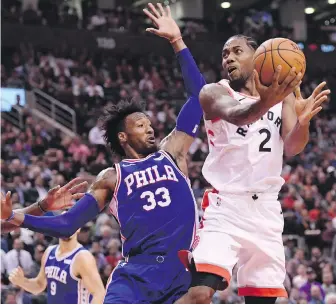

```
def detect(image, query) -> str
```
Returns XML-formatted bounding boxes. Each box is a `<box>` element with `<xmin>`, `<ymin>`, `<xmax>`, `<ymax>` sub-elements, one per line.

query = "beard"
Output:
<box><xmin>229</xmin><ymin>77</ymin><xmax>246</xmax><ymax>91</ymax></box>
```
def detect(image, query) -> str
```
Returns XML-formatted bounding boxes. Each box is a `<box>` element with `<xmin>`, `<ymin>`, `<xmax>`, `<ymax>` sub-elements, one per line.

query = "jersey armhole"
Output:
<box><xmin>44</xmin><ymin>245</ymin><xmax>57</xmax><ymax>262</ymax></box>
<box><xmin>162</xmin><ymin>150</ymin><xmax>179</xmax><ymax>169</ymax></box>
<box><xmin>69</xmin><ymin>250</ymin><xmax>86</xmax><ymax>282</ymax></box>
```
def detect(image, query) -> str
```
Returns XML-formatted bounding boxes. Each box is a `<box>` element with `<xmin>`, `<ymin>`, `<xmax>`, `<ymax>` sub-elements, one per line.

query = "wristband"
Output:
<box><xmin>5</xmin><ymin>211</ymin><xmax>15</xmax><ymax>222</ymax></box>
<box><xmin>38</xmin><ymin>200</ymin><xmax>47</xmax><ymax>213</ymax></box>
<box><xmin>170</xmin><ymin>36</ymin><xmax>182</xmax><ymax>44</ymax></box>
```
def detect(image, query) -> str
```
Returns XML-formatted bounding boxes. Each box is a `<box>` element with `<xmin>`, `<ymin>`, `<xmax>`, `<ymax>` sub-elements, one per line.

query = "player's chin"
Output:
<box><xmin>60</xmin><ymin>237</ymin><xmax>71</xmax><ymax>241</ymax></box>
<box><xmin>145</xmin><ymin>142</ymin><xmax>157</xmax><ymax>154</ymax></box>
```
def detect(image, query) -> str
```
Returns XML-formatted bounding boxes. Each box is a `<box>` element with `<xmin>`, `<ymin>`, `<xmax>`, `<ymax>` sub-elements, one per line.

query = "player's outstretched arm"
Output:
<box><xmin>144</xmin><ymin>3</ymin><xmax>206</xmax><ymax>96</ymax></box>
<box><xmin>1</xmin><ymin>177</ymin><xmax>88</xmax><ymax>234</ymax></box>
<box><xmin>9</xmin><ymin>247</ymin><xmax>49</xmax><ymax>295</ymax></box>
<box><xmin>201</xmin><ymin>66</ymin><xmax>302</xmax><ymax>126</ymax></box>
<box><xmin>1</xmin><ymin>168</ymin><xmax>116</xmax><ymax>238</ymax></box>
<box><xmin>74</xmin><ymin>251</ymin><xmax>105</xmax><ymax>304</ymax></box>
<box><xmin>281</xmin><ymin>82</ymin><xmax>330</xmax><ymax>156</ymax></box>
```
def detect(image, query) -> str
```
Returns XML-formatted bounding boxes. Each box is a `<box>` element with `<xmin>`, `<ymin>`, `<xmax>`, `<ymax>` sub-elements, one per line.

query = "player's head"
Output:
<box><xmin>222</xmin><ymin>35</ymin><xmax>258</xmax><ymax>87</ymax></box>
<box><xmin>100</xmin><ymin>99</ymin><xmax>157</xmax><ymax>158</ymax></box>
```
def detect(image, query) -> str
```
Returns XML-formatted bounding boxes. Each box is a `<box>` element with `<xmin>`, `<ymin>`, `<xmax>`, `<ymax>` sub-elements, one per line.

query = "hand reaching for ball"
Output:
<box><xmin>294</xmin><ymin>81</ymin><xmax>330</xmax><ymax>126</ymax></box>
<box><xmin>254</xmin><ymin>65</ymin><xmax>302</xmax><ymax>107</ymax></box>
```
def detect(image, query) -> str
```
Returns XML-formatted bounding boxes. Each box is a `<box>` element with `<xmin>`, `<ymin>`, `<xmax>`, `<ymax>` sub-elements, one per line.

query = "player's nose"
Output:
<box><xmin>147</xmin><ymin>125</ymin><xmax>154</xmax><ymax>135</ymax></box>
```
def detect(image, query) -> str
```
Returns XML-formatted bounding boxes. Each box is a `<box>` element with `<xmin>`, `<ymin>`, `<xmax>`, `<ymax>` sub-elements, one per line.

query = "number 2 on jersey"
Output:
<box><xmin>259</xmin><ymin>128</ymin><xmax>271</xmax><ymax>152</ymax></box>
<box><xmin>141</xmin><ymin>187</ymin><xmax>171</xmax><ymax>211</ymax></box>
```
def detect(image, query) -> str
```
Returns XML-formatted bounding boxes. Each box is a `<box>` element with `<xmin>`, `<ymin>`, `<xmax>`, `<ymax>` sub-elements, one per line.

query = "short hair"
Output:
<box><xmin>100</xmin><ymin>99</ymin><xmax>145</xmax><ymax>157</ymax></box>
<box><xmin>226</xmin><ymin>34</ymin><xmax>259</xmax><ymax>50</ymax></box>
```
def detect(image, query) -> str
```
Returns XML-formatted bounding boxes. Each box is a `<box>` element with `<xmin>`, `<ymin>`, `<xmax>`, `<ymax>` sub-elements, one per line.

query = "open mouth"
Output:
<box><xmin>228</xmin><ymin>66</ymin><xmax>238</xmax><ymax>75</ymax></box>
<box><xmin>147</xmin><ymin>136</ymin><xmax>155</xmax><ymax>144</ymax></box>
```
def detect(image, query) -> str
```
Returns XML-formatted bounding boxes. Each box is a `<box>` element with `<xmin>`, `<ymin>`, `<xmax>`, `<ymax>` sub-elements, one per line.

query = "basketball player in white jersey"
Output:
<box><xmin>9</xmin><ymin>227</ymin><xmax>105</xmax><ymax>304</ymax></box>
<box><xmin>176</xmin><ymin>35</ymin><xmax>330</xmax><ymax>304</ymax></box>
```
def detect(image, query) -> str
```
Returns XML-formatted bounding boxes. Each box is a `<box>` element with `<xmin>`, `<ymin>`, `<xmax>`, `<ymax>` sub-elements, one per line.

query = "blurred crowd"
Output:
<box><xmin>1</xmin><ymin>0</ymin><xmax>295</xmax><ymax>43</ymax></box>
<box><xmin>1</xmin><ymin>2</ymin><xmax>336</xmax><ymax>303</ymax></box>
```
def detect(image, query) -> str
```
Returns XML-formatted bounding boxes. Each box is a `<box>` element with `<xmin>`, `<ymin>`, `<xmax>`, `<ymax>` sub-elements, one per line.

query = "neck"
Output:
<box><xmin>123</xmin><ymin>145</ymin><xmax>148</xmax><ymax>160</ymax></box>
<box><xmin>58</xmin><ymin>238</ymin><xmax>79</xmax><ymax>254</ymax></box>
<box><xmin>233</xmin><ymin>76</ymin><xmax>259</xmax><ymax>97</ymax></box>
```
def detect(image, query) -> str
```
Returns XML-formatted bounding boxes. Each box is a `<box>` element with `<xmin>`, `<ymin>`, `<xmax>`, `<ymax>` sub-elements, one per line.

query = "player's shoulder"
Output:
<box><xmin>200</xmin><ymin>81</ymin><xmax>233</xmax><ymax>98</ymax></box>
<box><xmin>91</xmin><ymin>167</ymin><xmax>117</xmax><ymax>189</ymax></box>
<box><xmin>73</xmin><ymin>249</ymin><xmax>96</xmax><ymax>267</ymax></box>
<box><xmin>96</xmin><ymin>167</ymin><xmax>116</xmax><ymax>179</ymax></box>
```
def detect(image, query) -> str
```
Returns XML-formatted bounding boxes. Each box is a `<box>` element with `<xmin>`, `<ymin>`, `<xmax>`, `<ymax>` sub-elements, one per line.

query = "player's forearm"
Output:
<box><xmin>226</xmin><ymin>99</ymin><xmax>271</xmax><ymax>126</ymax></box>
<box><xmin>17</xmin><ymin>278</ymin><xmax>45</xmax><ymax>295</ymax></box>
<box><xmin>175</xmin><ymin>47</ymin><xmax>206</xmax><ymax>97</ymax></box>
<box><xmin>1</xmin><ymin>201</ymin><xmax>46</xmax><ymax>233</ymax></box>
<box><xmin>7</xmin><ymin>193</ymin><xmax>101</xmax><ymax>238</ymax></box>
<box><xmin>283</xmin><ymin>121</ymin><xmax>310</xmax><ymax>157</ymax></box>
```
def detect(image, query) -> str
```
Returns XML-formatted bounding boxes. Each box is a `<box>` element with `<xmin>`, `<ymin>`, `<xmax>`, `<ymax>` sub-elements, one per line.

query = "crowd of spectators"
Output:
<box><xmin>1</xmin><ymin>0</ymin><xmax>296</xmax><ymax>43</ymax></box>
<box><xmin>1</xmin><ymin>3</ymin><xmax>336</xmax><ymax>303</ymax></box>
<box><xmin>1</xmin><ymin>41</ymin><xmax>336</xmax><ymax>304</ymax></box>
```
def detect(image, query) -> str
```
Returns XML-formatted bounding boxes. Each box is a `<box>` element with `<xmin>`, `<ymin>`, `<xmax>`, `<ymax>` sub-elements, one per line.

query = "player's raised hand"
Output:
<box><xmin>9</xmin><ymin>267</ymin><xmax>25</xmax><ymax>286</ymax></box>
<box><xmin>143</xmin><ymin>3</ymin><xmax>181</xmax><ymax>41</ymax></box>
<box><xmin>1</xmin><ymin>191</ymin><xmax>13</xmax><ymax>220</ymax></box>
<box><xmin>254</xmin><ymin>65</ymin><xmax>302</xmax><ymax>107</ymax></box>
<box><xmin>40</xmin><ymin>177</ymin><xmax>88</xmax><ymax>212</ymax></box>
<box><xmin>294</xmin><ymin>82</ymin><xmax>330</xmax><ymax>125</ymax></box>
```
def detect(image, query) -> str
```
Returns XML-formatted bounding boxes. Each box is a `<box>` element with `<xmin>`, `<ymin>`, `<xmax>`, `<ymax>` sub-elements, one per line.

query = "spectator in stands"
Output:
<box><xmin>322</xmin><ymin>272</ymin><xmax>336</xmax><ymax>294</ymax></box>
<box><xmin>293</xmin><ymin>264</ymin><xmax>308</xmax><ymax>289</ymax></box>
<box><xmin>5</xmin><ymin>238</ymin><xmax>33</xmax><ymax>276</ymax></box>
<box><xmin>300</xmin><ymin>267</ymin><xmax>326</xmax><ymax>302</ymax></box>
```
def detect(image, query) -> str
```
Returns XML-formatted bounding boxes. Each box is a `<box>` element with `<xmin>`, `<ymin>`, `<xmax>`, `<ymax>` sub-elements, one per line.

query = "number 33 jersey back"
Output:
<box><xmin>110</xmin><ymin>150</ymin><xmax>198</xmax><ymax>258</ymax></box>
<box><xmin>202</xmin><ymin>79</ymin><xmax>285</xmax><ymax>194</ymax></box>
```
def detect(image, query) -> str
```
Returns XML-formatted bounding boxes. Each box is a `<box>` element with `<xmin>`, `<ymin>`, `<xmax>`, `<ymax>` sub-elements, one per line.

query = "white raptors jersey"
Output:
<box><xmin>202</xmin><ymin>79</ymin><xmax>285</xmax><ymax>194</ymax></box>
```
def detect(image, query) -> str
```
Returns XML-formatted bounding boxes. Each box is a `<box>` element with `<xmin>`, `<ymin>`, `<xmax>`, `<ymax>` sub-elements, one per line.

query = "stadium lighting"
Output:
<box><xmin>221</xmin><ymin>2</ymin><xmax>231</xmax><ymax>9</ymax></box>
<box><xmin>328</xmin><ymin>0</ymin><xmax>336</xmax><ymax>5</ymax></box>
<box><xmin>305</xmin><ymin>7</ymin><xmax>315</xmax><ymax>14</ymax></box>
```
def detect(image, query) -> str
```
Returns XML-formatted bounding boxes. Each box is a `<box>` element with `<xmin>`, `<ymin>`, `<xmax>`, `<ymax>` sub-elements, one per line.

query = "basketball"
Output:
<box><xmin>253</xmin><ymin>38</ymin><xmax>306</xmax><ymax>86</ymax></box>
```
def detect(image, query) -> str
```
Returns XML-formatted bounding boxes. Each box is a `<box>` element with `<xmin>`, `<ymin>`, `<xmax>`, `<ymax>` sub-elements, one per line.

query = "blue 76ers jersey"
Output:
<box><xmin>109</xmin><ymin>150</ymin><xmax>198</xmax><ymax>258</ymax></box>
<box><xmin>44</xmin><ymin>245</ymin><xmax>92</xmax><ymax>304</ymax></box>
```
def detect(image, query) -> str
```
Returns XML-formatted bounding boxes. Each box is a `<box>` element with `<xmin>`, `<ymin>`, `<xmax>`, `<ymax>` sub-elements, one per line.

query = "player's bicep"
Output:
<box><xmin>76</xmin><ymin>252</ymin><xmax>105</xmax><ymax>296</ymax></box>
<box><xmin>200</xmin><ymin>84</ymin><xmax>239</xmax><ymax>121</ymax></box>
<box><xmin>281</xmin><ymin>93</ymin><xmax>297</xmax><ymax>139</ymax></box>
<box><xmin>87</xmin><ymin>168</ymin><xmax>117</xmax><ymax>210</ymax></box>
<box><xmin>35</xmin><ymin>248</ymin><xmax>50</xmax><ymax>289</ymax></box>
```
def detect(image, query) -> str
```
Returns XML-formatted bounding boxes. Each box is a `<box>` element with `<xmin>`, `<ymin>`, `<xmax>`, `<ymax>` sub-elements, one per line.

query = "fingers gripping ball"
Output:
<box><xmin>253</xmin><ymin>38</ymin><xmax>306</xmax><ymax>86</ymax></box>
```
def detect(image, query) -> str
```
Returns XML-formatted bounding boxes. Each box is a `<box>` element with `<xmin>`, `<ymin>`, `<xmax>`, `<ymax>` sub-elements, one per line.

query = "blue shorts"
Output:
<box><xmin>104</xmin><ymin>255</ymin><xmax>191</xmax><ymax>304</ymax></box>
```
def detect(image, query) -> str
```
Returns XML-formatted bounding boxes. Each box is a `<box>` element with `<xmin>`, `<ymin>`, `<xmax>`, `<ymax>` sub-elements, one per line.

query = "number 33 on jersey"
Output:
<box><xmin>109</xmin><ymin>150</ymin><xmax>198</xmax><ymax>258</ymax></box>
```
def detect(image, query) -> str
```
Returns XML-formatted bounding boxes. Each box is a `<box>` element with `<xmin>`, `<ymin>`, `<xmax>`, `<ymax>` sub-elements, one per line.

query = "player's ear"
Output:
<box><xmin>118</xmin><ymin>132</ymin><xmax>127</xmax><ymax>144</ymax></box>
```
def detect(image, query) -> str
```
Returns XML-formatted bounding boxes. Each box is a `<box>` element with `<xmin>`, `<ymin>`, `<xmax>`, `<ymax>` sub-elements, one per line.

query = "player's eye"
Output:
<box><xmin>138</xmin><ymin>124</ymin><xmax>144</xmax><ymax>128</ymax></box>
<box><xmin>236</xmin><ymin>49</ymin><xmax>243</xmax><ymax>54</ymax></box>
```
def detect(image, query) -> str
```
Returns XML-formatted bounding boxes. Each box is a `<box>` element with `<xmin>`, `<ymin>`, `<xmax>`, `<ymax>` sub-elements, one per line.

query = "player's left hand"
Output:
<box><xmin>40</xmin><ymin>177</ymin><xmax>88</xmax><ymax>211</ymax></box>
<box><xmin>294</xmin><ymin>81</ymin><xmax>330</xmax><ymax>126</ymax></box>
<box><xmin>9</xmin><ymin>267</ymin><xmax>25</xmax><ymax>286</ymax></box>
<box><xmin>1</xmin><ymin>191</ymin><xmax>13</xmax><ymax>220</ymax></box>
<box><xmin>143</xmin><ymin>3</ymin><xmax>181</xmax><ymax>41</ymax></box>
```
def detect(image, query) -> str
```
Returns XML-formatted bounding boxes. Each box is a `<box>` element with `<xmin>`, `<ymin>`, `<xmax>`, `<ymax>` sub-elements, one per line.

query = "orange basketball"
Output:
<box><xmin>253</xmin><ymin>38</ymin><xmax>306</xmax><ymax>86</ymax></box>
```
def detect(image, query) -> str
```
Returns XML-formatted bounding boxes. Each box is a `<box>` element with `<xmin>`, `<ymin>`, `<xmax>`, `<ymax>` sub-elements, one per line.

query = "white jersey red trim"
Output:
<box><xmin>202</xmin><ymin>80</ymin><xmax>285</xmax><ymax>194</ymax></box>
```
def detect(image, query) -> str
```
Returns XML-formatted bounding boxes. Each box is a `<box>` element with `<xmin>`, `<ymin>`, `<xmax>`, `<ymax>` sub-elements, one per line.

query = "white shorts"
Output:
<box><xmin>192</xmin><ymin>189</ymin><xmax>287</xmax><ymax>298</ymax></box>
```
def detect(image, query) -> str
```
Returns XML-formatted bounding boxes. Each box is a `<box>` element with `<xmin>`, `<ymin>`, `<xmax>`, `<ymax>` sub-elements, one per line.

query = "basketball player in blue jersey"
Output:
<box><xmin>2</xmin><ymin>4</ymin><xmax>207</xmax><ymax>303</ymax></box>
<box><xmin>9</xmin><ymin>227</ymin><xmax>105</xmax><ymax>304</ymax></box>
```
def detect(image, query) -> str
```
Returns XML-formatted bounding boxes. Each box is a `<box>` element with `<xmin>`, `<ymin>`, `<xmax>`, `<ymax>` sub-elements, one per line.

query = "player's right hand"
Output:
<box><xmin>9</xmin><ymin>267</ymin><xmax>25</xmax><ymax>286</ymax></box>
<box><xmin>1</xmin><ymin>191</ymin><xmax>13</xmax><ymax>220</ymax></box>
<box><xmin>254</xmin><ymin>65</ymin><xmax>302</xmax><ymax>107</ymax></box>
<box><xmin>143</xmin><ymin>3</ymin><xmax>181</xmax><ymax>41</ymax></box>
<box><xmin>41</xmin><ymin>177</ymin><xmax>88</xmax><ymax>212</ymax></box>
